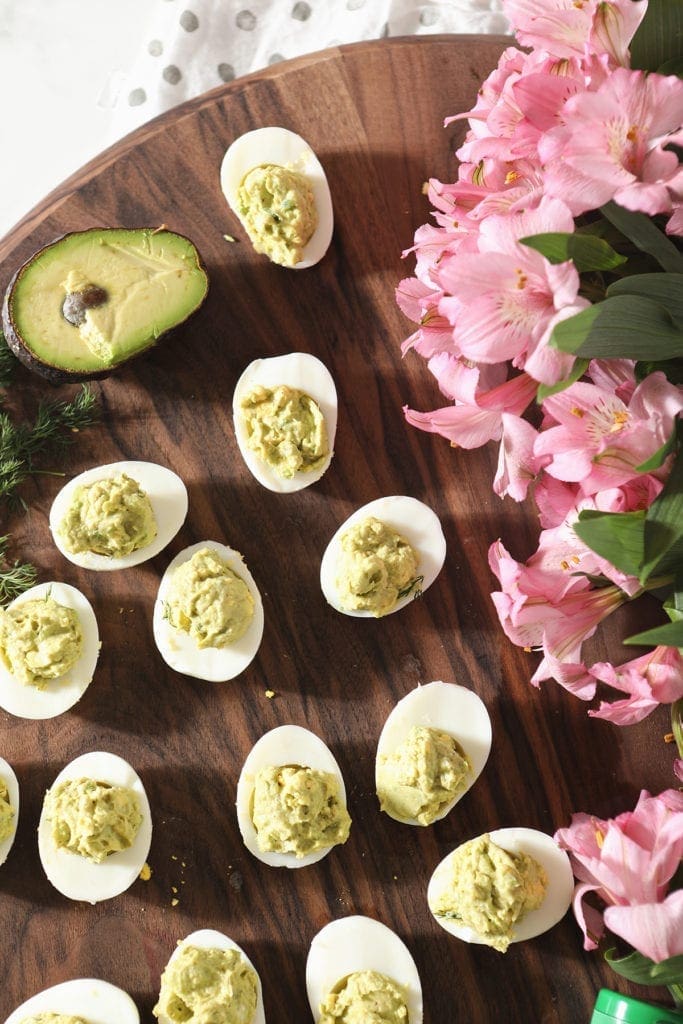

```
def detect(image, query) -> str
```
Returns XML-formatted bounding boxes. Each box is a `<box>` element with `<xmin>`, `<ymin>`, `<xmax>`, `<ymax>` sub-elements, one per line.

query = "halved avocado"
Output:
<box><xmin>2</xmin><ymin>227</ymin><xmax>209</xmax><ymax>382</ymax></box>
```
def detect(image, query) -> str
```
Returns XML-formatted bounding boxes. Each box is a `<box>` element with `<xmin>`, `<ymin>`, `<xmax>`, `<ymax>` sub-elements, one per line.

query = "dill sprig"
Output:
<box><xmin>0</xmin><ymin>534</ymin><xmax>38</xmax><ymax>604</ymax></box>
<box><xmin>0</xmin><ymin>331</ymin><xmax>17</xmax><ymax>389</ymax></box>
<box><xmin>0</xmin><ymin>384</ymin><xmax>100</xmax><ymax>505</ymax></box>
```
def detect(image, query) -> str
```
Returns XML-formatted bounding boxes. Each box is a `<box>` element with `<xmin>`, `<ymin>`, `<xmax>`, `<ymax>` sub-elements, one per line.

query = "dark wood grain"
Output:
<box><xmin>0</xmin><ymin>36</ymin><xmax>675</xmax><ymax>1024</ymax></box>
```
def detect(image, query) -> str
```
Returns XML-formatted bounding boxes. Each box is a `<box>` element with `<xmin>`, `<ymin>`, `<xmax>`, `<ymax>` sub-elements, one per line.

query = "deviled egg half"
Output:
<box><xmin>427</xmin><ymin>827</ymin><xmax>574</xmax><ymax>952</ymax></box>
<box><xmin>5</xmin><ymin>978</ymin><xmax>139</xmax><ymax>1024</ymax></box>
<box><xmin>153</xmin><ymin>541</ymin><xmax>264</xmax><ymax>682</ymax></box>
<box><xmin>0</xmin><ymin>581</ymin><xmax>100</xmax><ymax>719</ymax></box>
<box><xmin>49</xmin><ymin>460</ymin><xmax>188</xmax><ymax>571</ymax></box>
<box><xmin>306</xmin><ymin>916</ymin><xmax>423</xmax><ymax>1024</ymax></box>
<box><xmin>154</xmin><ymin>928</ymin><xmax>266</xmax><ymax>1024</ymax></box>
<box><xmin>0</xmin><ymin>755</ymin><xmax>19</xmax><ymax>867</ymax></box>
<box><xmin>220</xmin><ymin>126</ymin><xmax>334</xmax><ymax>269</ymax></box>
<box><xmin>376</xmin><ymin>681</ymin><xmax>492</xmax><ymax>826</ymax></box>
<box><xmin>38</xmin><ymin>750</ymin><xmax>152</xmax><ymax>904</ymax></box>
<box><xmin>236</xmin><ymin>724</ymin><xmax>351</xmax><ymax>868</ymax></box>
<box><xmin>320</xmin><ymin>496</ymin><xmax>446</xmax><ymax>617</ymax></box>
<box><xmin>233</xmin><ymin>352</ymin><xmax>337</xmax><ymax>492</ymax></box>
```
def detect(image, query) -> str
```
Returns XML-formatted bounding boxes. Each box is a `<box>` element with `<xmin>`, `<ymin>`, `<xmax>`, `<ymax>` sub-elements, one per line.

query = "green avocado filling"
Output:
<box><xmin>19</xmin><ymin>1015</ymin><xmax>90</xmax><ymax>1024</ymax></box>
<box><xmin>319</xmin><ymin>970</ymin><xmax>408</xmax><ymax>1024</ymax></box>
<box><xmin>376</xmin><ymin>725</ymin><xmax>472</xmax><ymax>825</ymax></box>
<box><xmin>46</xmin><ymin>777</ymin><xmax>142</xmax><ymax>863</ymax></box>
<box><xmin>335</xmin><ymin>517</ymin><xmax>420</xmax><ymax>617</ymax></box>
<box><xmin>165</xmin><ymin>547</ymin><xmax>254</xmax><ymax>649</ymax></box>
<box><xmin>0</xmin><ymin>776</ymin><xmax>15</xmax><ymax>843</ymax></box>
<box><xmin>0</xmin><ymin>596</ymin><xmax>83</xmax><ymax>688</ymax></box>
<box><xmin>430</xmin><ymin>833</ymin><xmax>548</xmax><ymax>952</ymax></box>
<box><xmin>251</xmin><ymin>764</ymin><xmax>351</xmax><ymax>858</ymax></box>
<box><xmin>241</xmin><ymin>384</ymin><xmax>329</xmax><ymax>479</ymax></box>
<box><xmin>153</xmin><ymin>943</ymin><xmax>258</xmax><ymax>1024</ymax></box>
<box><xmin>238</xmin><ymin>164</ymin><xmax>318</xmax><ymax>267</ymax></box>
<box><xmin>58</xmin><ymin>472</ymin><xmax>157</xmax><ymax>557</ymax></box>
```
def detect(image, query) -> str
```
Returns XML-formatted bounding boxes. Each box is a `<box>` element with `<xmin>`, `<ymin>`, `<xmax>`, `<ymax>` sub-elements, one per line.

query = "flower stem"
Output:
<box><xmin>672</xmin><ymin>699</ymin><xmax>683</xmax><ymax>761</ymax></box>
<box><xmin>668</xmin><ymin>982</ymin><xmax>683</xmax><ymax>1009</ymax></box>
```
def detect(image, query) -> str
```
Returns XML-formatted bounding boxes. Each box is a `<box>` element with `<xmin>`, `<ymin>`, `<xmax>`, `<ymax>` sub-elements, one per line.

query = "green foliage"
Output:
<box><xmin>605</xmin><ymin>947</ymin><xmax>683</xmax><ymax>988</ymax></box>
<box><xmin>519</xmin><ymin>232</ymin><xmax>627</xmax><ymax>271</ymax></box>
<box><xmin>550</xmin><ymin>294</ymin><xmax>683</xmax><ymax>359</ymax></box>
<box><xmin>629</xmin><ymin>0</ymin><xmax>683</xmax><ymax>74</ymax></box>
<box><xmin>0</xmin><ymin>535</ymin><xmax>37</xmax><ymax>605</ymax></box>
<box><xmin>0</xmin><ymin>385</ymin><xmax>100</xmax><ymax>505</ymax></box>
<box><xmin>574</xmin><ymin>510</ymin><xmax>645</xmax><ymax>578</ymax></box>
<box><xmin>600</xmin><ymin>203</ymin><xmax>683</xmax><ymax>274</ymax></box>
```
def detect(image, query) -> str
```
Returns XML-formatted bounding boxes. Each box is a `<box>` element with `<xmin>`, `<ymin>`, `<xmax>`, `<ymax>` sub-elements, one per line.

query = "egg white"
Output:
<box><xmin>156</xmin><ymin>928</ymin><xmax>266</xmax><ymax>1024</ymax></box>
<box><xmin>0</xmin><ymin>581</ymin><xmax>100</xmax><ymax>720</ymax></box>
<box><xmin>4</xmin><ymin>977</ymin><xmax>140</xmax><ymax>1024</ymax></box>
<box><xmin>232</xmin><ymin>352</ymin><xmax>338</xmax><ymax>493</ymax></box>
<box><xmin>220</xmin><ymin>126</ymin><xmax>334</xmax><ymax>269</ymax></box>
<box><xmin>306</xmin><ymin>916</ymin><xmax>423</xmax><ymax>1024</ymax></box>
<box><xmin>236</xmin><ymin>724</ymin><xmax>349</xmax><ymax>869</ymax></box>
<box><xmin>38</xmin><ymin>750</ymin><xmax>152</xmax><ymax>904</ymax></box>
<box><xmin>49</xmin><ymin>460</ymin><xmax>188</xmax><ymax>571</ymax></box>
<box><xmin>375</xmin><ymin>681</ymin><xmax>492</xmax><ymax>825</ymax></box>
<box><xmin>320</xmin><ymin>496</ymin><xmax>447</xmax><ymax>617</ymax></box>
<box><xmin>427</xmin><ymin>827</ymin><xmax>574</xmax><ymax>946</ymax></box>
<box><xmin>0</xmin><ymin>755</ymin><xmax>19</xmax><ymax>867</ymax></box>
<box><xmin>153</xmin><ymin>540</ymin><xmax>264</xmax><ymax>682</ymax></box>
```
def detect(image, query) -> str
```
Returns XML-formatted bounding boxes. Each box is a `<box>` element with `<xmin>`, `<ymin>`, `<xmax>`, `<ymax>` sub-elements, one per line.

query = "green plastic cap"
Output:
<box><xmin>592</xmin><ymin>989</ymin><xmax>683</xmax><ymax>1024</ymax></box>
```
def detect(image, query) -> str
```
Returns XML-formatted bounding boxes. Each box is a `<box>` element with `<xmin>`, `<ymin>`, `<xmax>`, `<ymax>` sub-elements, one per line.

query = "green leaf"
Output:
<box><xmin>608</xmin><ymin>274</ymin><xmax>683</xmax><ymax>322</ymax></box>
<box><xmin>629</xmin><ymin>0</ymin><xmax>683</xmax><ymax>74</ymax></box>
<box><xmin>573</xmin><ymin>509</ymin><xmax>645</xmax><ymax>578</ymax></box>
<box><xmin>550</xmin><ymin>295</ymin><xmax>683</xmax><ymax>359</ymax></box>
<box><xmin>657</xmin><ymin>55</ymin><xmax>683</xmax><ymax>78</ymax></box>
<box><xmin>663</xmin><ymin>575</ymin><xmax>683</xmax><ymax>621</ymax></box>
<box><xmin>536</xmin><ymin>358</ymin><xmax>589</xmax><ymax>402</ymax></box>
<box><xmin>635</xmin><ymin>422</ymin><xmax>680</xmax><ymax>473</ymax></box>
<box><xmin>605</xmin><ymin>947</ymin><xmax>683</xmax><ymax>987</ymax></box>
<box><xmin>642</xmin><ymin>448</ymin><xmax>683</xmax><ymax>581</ymax></box>
<box><xmin>625</xmin><ymin>619</ymin><xmax>683</xmax><ymax>646</ymax></box>
<box><xmin>518</xmin><ymin>232</ymin><xmax>627</xmax><ymax>271</ymax></box>
<box><xmin>600</xmin><ymin>202</ymin><xmax>683</xmax><ymax>274</ymax></box>
<box><xmin>635</xmin><ymin>358</ymin><xmax>683</xmax><ymax>386</ymax></box>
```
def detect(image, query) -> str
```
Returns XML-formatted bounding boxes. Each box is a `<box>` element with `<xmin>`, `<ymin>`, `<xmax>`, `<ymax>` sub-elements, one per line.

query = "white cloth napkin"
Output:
<box><xmin>108</xmin><ymin>0</ymin><xmax>509</xmax><ymax>140</ymax></box>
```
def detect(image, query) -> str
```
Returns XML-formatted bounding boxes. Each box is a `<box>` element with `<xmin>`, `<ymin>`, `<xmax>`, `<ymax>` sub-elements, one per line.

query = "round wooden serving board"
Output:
<box><xmin>0</xmin><ymin>36</ymin><xmax>676</xmax><ymax>1024</ymax></box>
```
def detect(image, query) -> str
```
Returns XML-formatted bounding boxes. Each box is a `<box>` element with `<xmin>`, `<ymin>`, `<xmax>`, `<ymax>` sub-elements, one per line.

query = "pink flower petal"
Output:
<box><xmin>604</xmin><ymin>891</ymin><xmax>683</xmax><ymax>962</ymax></box>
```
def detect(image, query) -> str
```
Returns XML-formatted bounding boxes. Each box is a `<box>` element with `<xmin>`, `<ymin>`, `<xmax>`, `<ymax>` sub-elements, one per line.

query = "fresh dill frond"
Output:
<box><xmin>0</xmin><ymin>384</ymin><xmax>100</xmax><ymax>503</ymax></box>
<box><xmin>0</xmin><ymin>534</ymin><xmax>38</xmax><ymax>604</ymax></box>
<box><xmin>0</xmin><ymin>331</ymin><xmax>17</xmax><ymax>389</ymax></box>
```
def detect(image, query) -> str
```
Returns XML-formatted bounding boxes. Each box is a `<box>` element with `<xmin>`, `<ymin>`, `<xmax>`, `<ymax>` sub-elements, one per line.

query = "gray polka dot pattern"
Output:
<box><xmin>180</xmin><ymin>9</ymin><xmax>199</xmax><ymax>31</ymax></box>
<box><xmin>236</xmin><ymin>10</ymin><xmax>257</xmax><ymax>31</ymax></box>
<box><xmin>419</xmin><ymin>8</ymin><xmax>439</xmax><ymax>26</ymax></box>
<box><xmin>218</xmin><ymin>62</ymin><xmax>236</xmax><ymax>82</ymax></box>
<box><xmin>292</xmin><ymin>1</ymin><xmax>311</xmax><ymax>20</ymax></box>
<box><xmin>163</xmin><ymin>64</ymin><xmax>183</xmax><ymax>84</ymax></box>
<box><xmin>148</xmin><ymin>39</ymin><xmax>163</xmax><ymax>57</ymax></box>
<box><xmin>268</xmin><ymin>52</ymin><xmax>284</xmax><ymax>65</ymax></box>
<box><xmin>128</xmin><ymin>87</ymin><xmax>147</xmax><ymax>106</ymax></box>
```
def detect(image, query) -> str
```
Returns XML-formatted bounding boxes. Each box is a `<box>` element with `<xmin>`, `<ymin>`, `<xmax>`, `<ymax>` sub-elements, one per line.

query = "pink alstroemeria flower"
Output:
<box><xmin>504</xmin><ymin>0</ymin><xmax>647</xmax><ymax>65</ymax></box>
<box><xmin>404</xmin><ymin>371</ymin><xmax>537</xmax><ymax>450</ymax></box>
<box><xmin>534</xmin><ymin>372</ymin><xmax>683</xmax><ymax>496</ymax></box>
<box><xmin>588</xmin><ymin>646</ymin><xmax>683</xmax><ymax>725</ymax></box>
<box><xmin>541</xmin><ymin>67</ymin><xmax>683</xmax><ymax>218</ymax></box>
<box><xmin>436</xmin><ymin>197</ymin><xmax>582</xmax><ymax>372</ymax></box>
<box><xmin>554</xmin><ymin>789</ymin><xmax>683</xmax><ymax>960</ymax></box>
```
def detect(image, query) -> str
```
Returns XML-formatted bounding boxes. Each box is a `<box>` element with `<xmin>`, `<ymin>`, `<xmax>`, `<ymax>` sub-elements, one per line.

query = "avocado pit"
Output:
<box><xmin>62</xmin><ymin>284</ymin><xmax>109</xmax><ymax>327</ymax></box>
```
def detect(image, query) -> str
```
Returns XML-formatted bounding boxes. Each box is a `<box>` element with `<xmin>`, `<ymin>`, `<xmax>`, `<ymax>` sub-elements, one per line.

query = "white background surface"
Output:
<box><xmin>0</xmin><ymin>0</ymin><xmax>156</xmax><ymax>239</ymax></box>
<box><xmin>0</xmin><ymin>0</ymin><xmax>508</xmax><ymax>241</ymax></box>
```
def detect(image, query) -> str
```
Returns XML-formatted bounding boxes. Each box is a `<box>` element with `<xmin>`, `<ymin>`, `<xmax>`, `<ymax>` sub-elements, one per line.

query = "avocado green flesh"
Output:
<box><xmin>10</xmin><ymin>229</ymin><xmax>208</xmax><ymax>372</ymax></box>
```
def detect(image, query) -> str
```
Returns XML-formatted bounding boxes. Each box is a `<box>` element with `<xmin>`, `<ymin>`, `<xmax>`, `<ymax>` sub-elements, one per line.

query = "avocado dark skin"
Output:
<box><xmin>2</xmin><ymin>227</ymin><xmax>210</xmax><ymax>384</ymax></box>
